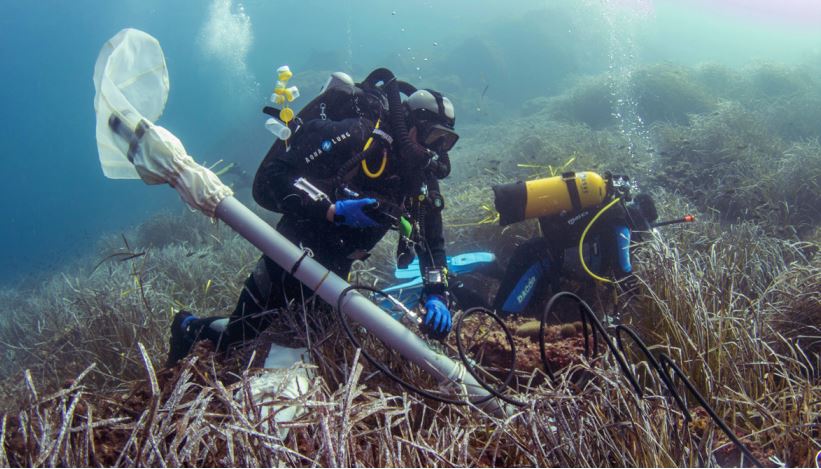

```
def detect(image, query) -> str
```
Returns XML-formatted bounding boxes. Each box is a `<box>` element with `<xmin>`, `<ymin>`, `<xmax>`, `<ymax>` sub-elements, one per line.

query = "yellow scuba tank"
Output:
<box><xmin>493</xmin><ymin>171</ymin><xmax>608</xmax><ymax>225</ymax></box>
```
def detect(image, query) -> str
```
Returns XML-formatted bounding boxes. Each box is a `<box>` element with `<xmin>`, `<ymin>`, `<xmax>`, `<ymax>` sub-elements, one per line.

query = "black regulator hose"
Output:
<box><xmin>334</xmin><ymin>140</ymin><xmax>386</xmax><ymax>187</ymax></box>
<box><xmin>334</xmin><ymin>70</ymin><xmax>419</xmax><ymax>190</ymax></box>
<box><xmin>430</xmin><ymin>151</ymin><xmax>452</xmax><ymax>179</ymax></box>
<box><xmin>396</xmin><ymin>79</ymin><xmax>418</xmax><ymax>97</ymax></box>
<box><xmin>541</xmin><ymin>291</ymin><xmax>764</xmax><ymax>468</ymax></box>
<box><xmin>362</xmin><ymin>68</ymin><xmax>431</xmax><ymax>174</ymax></box>
<box><xmin>361</xmin><ymin>68</ymin><xmax>409</xmax><ymax>145</ymax></box>
<box><xmin>361</xmin><ymin>69</ymin><xmax>444</xmax><ymax>190</ymax></box>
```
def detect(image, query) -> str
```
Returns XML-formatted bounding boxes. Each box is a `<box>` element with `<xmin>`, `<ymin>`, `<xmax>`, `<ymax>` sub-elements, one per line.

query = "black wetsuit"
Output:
<box><xmin>196</xmin><ymin>116</ymin><xmax>448</xmax><ymax>347</ymax></box>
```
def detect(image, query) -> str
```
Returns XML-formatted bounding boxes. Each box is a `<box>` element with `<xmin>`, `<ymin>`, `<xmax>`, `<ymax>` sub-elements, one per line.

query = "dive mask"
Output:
<box><xmin>420</xmin><ymin>123</ymin><xmax>459</xmax><ymax>153</ymax></box>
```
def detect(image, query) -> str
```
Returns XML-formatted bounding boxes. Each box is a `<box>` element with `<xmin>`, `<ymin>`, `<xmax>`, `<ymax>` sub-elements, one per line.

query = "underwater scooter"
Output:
<box><xmin>93</xmin><ymin>29</ymin><xmax>505</xmax><ymax>417</ymax></box>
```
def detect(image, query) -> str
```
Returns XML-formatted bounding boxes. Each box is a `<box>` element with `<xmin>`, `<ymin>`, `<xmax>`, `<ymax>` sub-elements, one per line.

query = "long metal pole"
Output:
<box><xmin>215</xmin><ymin>196</ymin><xmax>506</xmax><ymax>415</ymax></box>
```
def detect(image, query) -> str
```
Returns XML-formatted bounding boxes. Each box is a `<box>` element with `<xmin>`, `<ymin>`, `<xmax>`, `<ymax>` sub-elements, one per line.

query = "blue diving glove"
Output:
<box><xmin>334</xmin><ymin>198</ymin><xmax>380</xmax><ymax>228</ymax></box>
<box><xmin>423</xmin><ymin>294</ymin><xmax>452</xmax><ymax>337</ymax></box>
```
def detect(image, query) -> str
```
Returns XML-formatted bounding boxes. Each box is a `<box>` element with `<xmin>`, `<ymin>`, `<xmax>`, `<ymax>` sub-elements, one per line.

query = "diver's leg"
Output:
<box><xmin>166</xmin><ymin>254</ymin><xmax>293</xmax><ymax>366</ymax></box>
<box><xmin>166</xmin><ymin>223</ymin><xmax>357</xmax><ymax>366</ymax></box>
<box><xmin>492</xmin><ymin>237</ymin><xmax>553</xmax><ymax>314</ymax></box>
<box><xmin>224</xmin><ymin>246</ymin><xmax>355</xmax><ymax>342</ymax></box>
<box><xmin>218</xmin><ymin>254</ymin><xmax>298</xmax><ymax>347</ymax></box>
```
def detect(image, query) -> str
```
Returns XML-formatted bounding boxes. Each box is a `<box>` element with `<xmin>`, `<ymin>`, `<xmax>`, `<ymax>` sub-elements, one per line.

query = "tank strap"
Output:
<box><xmin>562</xmin><ymin>172</ymin><xmax>583</xmax><ymax>212</ymax></box>
<box><xmin>426</xmin><ymin>89</ymin><xmax>445</xmax><ymax>117</ymax></box>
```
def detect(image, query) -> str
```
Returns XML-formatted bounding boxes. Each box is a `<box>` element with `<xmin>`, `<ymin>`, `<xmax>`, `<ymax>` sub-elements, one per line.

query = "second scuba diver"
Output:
<box><xmin>166</xmin><ymin>69</ymin><xmax>460</xmax><ymax>366</ymax></box>
<box><xmin>491</xmin><ymin>172</ymin><xmax>659</xmax><ymax>316</ymax></box>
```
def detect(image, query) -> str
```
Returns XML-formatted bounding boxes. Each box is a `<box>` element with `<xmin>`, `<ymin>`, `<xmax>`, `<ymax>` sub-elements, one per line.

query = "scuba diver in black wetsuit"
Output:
<box><xmin>166</xmin><ymin>69</ymin><xmax>460</xmax><ymax>366</ymax></box>
<box><xmin>491</xmin><ymin>172</ymin><xmax>659</xmax><ymax>316</ymax></box>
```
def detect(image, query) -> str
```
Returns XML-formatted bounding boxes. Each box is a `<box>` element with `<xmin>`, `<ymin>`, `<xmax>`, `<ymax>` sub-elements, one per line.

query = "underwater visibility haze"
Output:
<box><xmin>0</xmin><ymin>0</ymin><xmax>820</xmax><ymax>466</ymax></box>
<box><xmin>1</xmin><ymin>0</ymin><xmax>820</xmax><ymax>286</ymax></box>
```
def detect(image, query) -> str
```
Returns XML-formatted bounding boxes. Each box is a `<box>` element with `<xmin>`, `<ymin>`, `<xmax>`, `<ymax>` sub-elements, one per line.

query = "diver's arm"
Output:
<box><xmin>609</xmin><ymin>223</ymin><xmax>633</xmax><ymax>280</ymax></box>
<box><xmin>417</xmin><ymin>210</ymin><xmax>447</xmax><ymax>272</ymax></box>
<box><xmin>261</xmin><ymin>157</ymin><xmax>334</xmax><ymax>220</ymax></box>
<box><xmin>416</xmin><ymin>178</ymin><xmax>448</xmax><ymax>275</ymax></box>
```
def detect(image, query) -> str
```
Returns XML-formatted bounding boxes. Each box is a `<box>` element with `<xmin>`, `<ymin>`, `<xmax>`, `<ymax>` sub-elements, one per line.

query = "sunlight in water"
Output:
<box><xmin>595</xmin><ymin>0</ymin><xmax>654</xmax><ymax>166</ymax></box>
<box><xmin>601</xmin><ymin>0</ymin><xmax>655</xmax><ymax>17</ymax></box>
<box><xmin>197</xmin><ymin>0</ymin><xmax>253</xmax><ymax>77</ymax></box>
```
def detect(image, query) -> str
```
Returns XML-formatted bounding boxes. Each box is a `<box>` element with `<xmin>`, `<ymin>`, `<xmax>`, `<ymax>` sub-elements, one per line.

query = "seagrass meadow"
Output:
<box><xmin>1</xmin><ymin>56</ymin><xmax>820</xmax><ymax>467</ymax></box>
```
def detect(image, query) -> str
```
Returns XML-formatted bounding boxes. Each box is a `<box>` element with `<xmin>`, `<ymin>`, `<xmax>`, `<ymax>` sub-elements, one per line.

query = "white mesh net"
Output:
<box><xmin>93</xmin><ymin>29</ymin><xmax>232</xmax><ymax>216</ymax></box>
<box><xmin>93</xmin><ymin>28</ymin><xmax>169</xmax><ymax>179</ymax></box>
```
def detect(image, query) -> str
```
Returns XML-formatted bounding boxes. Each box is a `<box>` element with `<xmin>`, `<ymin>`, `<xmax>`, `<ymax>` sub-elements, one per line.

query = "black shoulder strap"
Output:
<box><xmin>425</xmin><ymin>89</ymin><xmax>445</xmax><ymax>118</ymax></box>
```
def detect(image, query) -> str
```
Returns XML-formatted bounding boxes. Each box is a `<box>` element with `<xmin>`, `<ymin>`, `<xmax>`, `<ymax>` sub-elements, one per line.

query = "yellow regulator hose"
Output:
<box><xmin>578</xmin><ymin>197</ymin><xmax>621</xmax><ymax>283</ymax></box>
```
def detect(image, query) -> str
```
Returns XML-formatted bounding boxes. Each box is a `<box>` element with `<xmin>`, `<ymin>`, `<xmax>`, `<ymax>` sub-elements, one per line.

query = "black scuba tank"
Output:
<box><xmin>254</xmin><ymin>68</ymin><xmax>415</xmax><ymax>211</ymax></box>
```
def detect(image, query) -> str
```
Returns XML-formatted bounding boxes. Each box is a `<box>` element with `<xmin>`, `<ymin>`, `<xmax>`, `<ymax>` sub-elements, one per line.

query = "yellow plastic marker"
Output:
<box><xmin>277</xmin><ymin>66</ymin><xmax>293</xmax><ymax>82</ymax></box>
<box><xmin>273</xmin><ymin>85</ymin><xmax>299</xmax><ymax>102</ymax></box>
<box><xmin>280</xmin><ymin>107</ymin><xmax>294</xmax><ymax>124</ymax></box>
<box><xmin>267</xmin><ymin>65</ymin><xmax>300</xmax><ymax>142</ymax></box>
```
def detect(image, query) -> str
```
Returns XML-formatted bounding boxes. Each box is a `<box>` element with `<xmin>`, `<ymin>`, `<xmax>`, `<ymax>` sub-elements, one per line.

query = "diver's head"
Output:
<box><xmin>626</xmin><ymin>193</ymin><xmax>658</xmax><ymax>230</ymax></box>
<box><xmin>404</xmin><ymin>89</ymin><xmax>458</xmax><ymax>153</ymax></box>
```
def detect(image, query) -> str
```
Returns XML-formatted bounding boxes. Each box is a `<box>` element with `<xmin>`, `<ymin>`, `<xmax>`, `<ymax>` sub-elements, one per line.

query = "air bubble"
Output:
<box><xmin>433</xmin><ymin>41</ymin><xmax>439</xmax><ymax>46</ymax></box>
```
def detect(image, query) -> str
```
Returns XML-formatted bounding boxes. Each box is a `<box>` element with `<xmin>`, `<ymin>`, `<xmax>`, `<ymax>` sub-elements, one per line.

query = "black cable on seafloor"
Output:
<box><xmin>540</xmin><ymin>291</ymin><xmax>764</xmax><ymax>467</ymax></box>
<box><xmin>455</xmin><ymin>306</ymin><xmax>528</xmax><ymax>407</ymax></box>
<box><xmin>335</xmin><ymin>285</ymin><xmax>490</xmax><ymax>406</ymax></box>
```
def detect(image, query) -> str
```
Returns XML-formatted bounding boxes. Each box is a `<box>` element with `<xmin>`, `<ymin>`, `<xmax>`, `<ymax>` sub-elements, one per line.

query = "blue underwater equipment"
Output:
<box><xmin>393</xmin><ymin>252</ymin><xmax>496</xmax><ymax>279</ymax></box>
<box><xmin>378</xmin><ymin>251</ymin><xmax>495</xmax><ymax>318</ymax></box>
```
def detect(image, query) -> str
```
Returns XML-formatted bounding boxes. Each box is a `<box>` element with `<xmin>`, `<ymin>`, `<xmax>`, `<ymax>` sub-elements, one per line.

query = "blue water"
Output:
<box><xmin>1</xmin><ymin>0</ymin><xmax>820</xmax><ymax>286</ymax></box>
